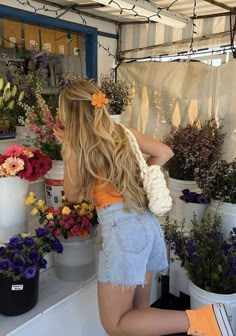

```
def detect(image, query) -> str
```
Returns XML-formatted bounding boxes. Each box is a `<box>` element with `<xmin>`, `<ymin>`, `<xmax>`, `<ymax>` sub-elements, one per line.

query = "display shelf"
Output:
<box><xmin>0</xmin><ymin>269</ymin><xmax>98</xmax><ymax>336</ymax></box>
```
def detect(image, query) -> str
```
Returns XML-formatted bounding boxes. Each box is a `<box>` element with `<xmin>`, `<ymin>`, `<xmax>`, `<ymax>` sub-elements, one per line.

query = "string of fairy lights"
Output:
<box><xmin>189</xmin><ymin>0</ymin><xmax>197</xmax><ymax>53</ymax></box>
<box><xmin>11</xmin><ymin>0</ymin><xmax>232</xmax><ymax>59</ymax></box>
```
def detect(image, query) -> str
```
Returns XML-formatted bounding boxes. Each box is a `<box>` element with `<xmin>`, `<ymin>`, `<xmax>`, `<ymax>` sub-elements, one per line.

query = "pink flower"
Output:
<box><xmin>48</xmin><ymin>221</ymin><xmax>54</xmax><ymax>227</ymax></box>
<box><xmin>4</xmin><ymin>145</ymin><xmax>24</xmax><ymax>157</ymax></box>
<box><xmin>54</xmin><ymin>229</ymin><xmax>61</xmax><ymax>236</ymax></box>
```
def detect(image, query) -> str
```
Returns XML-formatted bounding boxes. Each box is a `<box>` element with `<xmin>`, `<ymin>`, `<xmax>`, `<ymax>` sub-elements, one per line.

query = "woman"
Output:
<box><xmin>54</xmin><ymin>78</ymin><xmax>233</xmax><ymax>336</ymax></box>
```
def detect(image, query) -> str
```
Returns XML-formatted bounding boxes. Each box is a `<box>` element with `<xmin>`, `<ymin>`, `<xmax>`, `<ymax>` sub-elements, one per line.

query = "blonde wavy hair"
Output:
<box><xmin>59</xmin><ymin>78</ymin><xmax>147</xmax><ymax>211</ymax></box>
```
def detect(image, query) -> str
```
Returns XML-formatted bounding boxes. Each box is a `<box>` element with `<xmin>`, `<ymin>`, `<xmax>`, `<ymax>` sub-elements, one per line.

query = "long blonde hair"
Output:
<box><xmin>59</xmin><ymin>78</ymin><xmax>147</xmax><ymax>210</ymax></box>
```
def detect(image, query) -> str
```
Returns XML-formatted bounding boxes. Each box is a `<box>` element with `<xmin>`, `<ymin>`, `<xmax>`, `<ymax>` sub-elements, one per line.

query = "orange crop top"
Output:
<box><xmin>93</xmin><ymin>178</ymin><xmax>124</xmax><ymax>209</ymax></box>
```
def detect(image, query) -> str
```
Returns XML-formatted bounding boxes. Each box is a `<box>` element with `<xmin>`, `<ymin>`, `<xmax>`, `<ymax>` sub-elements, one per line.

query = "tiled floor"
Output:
<box><xmin>151</xmin><ymin>276</ymin><xmax>190</xmax><ymax>336</ymax></box>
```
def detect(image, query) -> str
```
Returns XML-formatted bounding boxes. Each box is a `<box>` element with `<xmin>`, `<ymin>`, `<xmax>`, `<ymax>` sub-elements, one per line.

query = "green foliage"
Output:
<box><xmin>0</xmin><ymin>77</ymin><xmax>24</xmax><ymax>126</ymax></box>
<box><xmin>164</xmin><ymin>214</ymin><xmax>236</xmax><ymax>294</ymax></box>
<box><xmin>164</xmin><ymin>119</ymin><xmax>225</xmax><ymax>180</ymax></box>
<box><xmin>195</xmin><ymin>159</ymin><xmax>236</xmax><ymax>204</ymax></box>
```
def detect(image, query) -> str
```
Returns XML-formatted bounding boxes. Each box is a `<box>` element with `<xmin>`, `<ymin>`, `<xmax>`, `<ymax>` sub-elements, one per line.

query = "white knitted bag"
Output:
<box><xmin>124</xmin><ymin>127</ymin><xmax>172</xmax><ymax>216</ymax></box>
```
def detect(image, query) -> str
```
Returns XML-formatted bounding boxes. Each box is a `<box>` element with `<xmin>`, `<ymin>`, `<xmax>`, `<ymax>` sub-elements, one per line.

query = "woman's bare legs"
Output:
<box><xmin>97</xmin><ymin>275</ymin><xmax>190</xmax><ymax>336</ymax></box>
<box><xmin>133</xmin><ymin>271</ymin><xmax>152</xmax><ymax>309</ymax></box>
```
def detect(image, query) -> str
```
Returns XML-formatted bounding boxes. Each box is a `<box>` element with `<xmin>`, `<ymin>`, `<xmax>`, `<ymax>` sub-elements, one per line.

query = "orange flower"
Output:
<box><xmin>91</xmin><ymin>91</ymin><xmax>108</xmax><ymax>108</ymax></box>
<box><xmin>77</xmin><ymin>229</ymin><xmax>88</xmax><ymax>239</ymax></box>
<box><xmin>2</xmin><ymin>157</ymin><xmax>24</xmax><ymax>176</ymax></box>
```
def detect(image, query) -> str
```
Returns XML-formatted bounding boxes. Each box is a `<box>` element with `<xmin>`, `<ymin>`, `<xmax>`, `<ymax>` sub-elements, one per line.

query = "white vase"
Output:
<box><xmin>168</xmin><ymin>177</ymin><xmax>202</xmax><ymax>221</ymax></box>
<box><xmin>44</xmin><ymin>160</ymin><xmax>64</xmax><ymax>209</ymax></box>
<box><xmin>175</xmin><ymin>199</ymin><xmax>209</xmax><ymax>231</ymax></box>
<box><xmin>189</xmin><ymin>280</ymin><xmax>236</xmax><ymax>334</ymax></box>
<box><xmin>110</xmin><ymin>114</ymin><xmax>122</xmax><ymax>123</ymax></box>
<box><xmin>207</xmin><ymin>200</ymin><xmax>236</xmax><ymax>239</ymax></box>
<box><xmin>53</xmin><ymin>230</ymin><xmax>98</xmax><ymax>282</ymax></box>
<box><xmin>0</xmin><ymin>177</ymin><xmax>29</xmax><ymax>243</ymax></box>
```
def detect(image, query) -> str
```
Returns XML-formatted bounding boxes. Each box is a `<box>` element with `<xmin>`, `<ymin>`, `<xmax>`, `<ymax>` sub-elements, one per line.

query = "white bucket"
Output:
<box><xmin>54</xmin><ymin>231</ymin><xmax>98</xmax><ymax>282</ymax></box>
<box><xmin>44</xmin><ymin>160</ymin><xmax>64</xmax><ymax>209</ymax></box>
<box><xmin>0</xmin><ymin>177</ymin><xmax>29</xmax><ymax>243</ymax></box>
<box><xmin>168</xmin><ymin>178</ymin><xmax>202</xmax><ymax>297</ymax></box>
<box><xmin>189</xmin><ymin>280</ymin><xmax>236</xmax><ymax>333</ymax></box>
<box><xmin>168</xmin><ymin>177</ymin><xmax>202</xmax><ymax>221</ymax></box>
<box><xmin>175</xmin><ymin>199</ymin><xmax>209</xmax><ymax>231</ymax></box>
<box><xmin>208</xmin><ymin>201</ymin><xmax>236</xmax><ymax>239</ymax></box>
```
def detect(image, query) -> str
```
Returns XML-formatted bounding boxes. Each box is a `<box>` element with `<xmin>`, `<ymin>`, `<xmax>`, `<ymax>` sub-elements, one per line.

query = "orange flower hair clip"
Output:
<box><xmin>91</xmin><ymin>91</ymin><xmax>108</xmax><ymax>108</ymax></box>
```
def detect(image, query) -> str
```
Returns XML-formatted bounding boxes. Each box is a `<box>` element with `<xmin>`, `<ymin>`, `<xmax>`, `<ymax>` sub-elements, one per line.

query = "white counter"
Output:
<box><xmin>0</xmin><ymin>269</ymin><xmax>106</xmax><ymax>336</ymax></box>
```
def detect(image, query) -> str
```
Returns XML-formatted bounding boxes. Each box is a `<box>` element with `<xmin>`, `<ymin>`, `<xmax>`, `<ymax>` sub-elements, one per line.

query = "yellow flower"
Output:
<box><xmin>62</xmin><ymin>207</ymin><xmax>71</xmax><ymax>215</ymax></box>
<box><xmin>46</xmin><ymin>212</ymin><xmax>54</xmax><ymax>220</ymax></box>
<box><xmin>79</xmin><ymin>209</ymin><xmax>86</xmax><ymax>216</ymax></box>
<box><xmin>31</xmin><ymin>207</ymin><xmax>39</xmax><ymax>215</ymax></box>
<box><xmin>29</xmin><ymin>192</ymin><xmax>35</xmax><ymax>198</ymax></box>
<box><xmin>81</xmin><ymin>202</ymin><xmax>88</xmax><ymax>210</ymax></box>
<box><xmin>36</xmin><ymin>199</ymin><xmax>45</xmax><ymax>210</ymax></box>
<box><xmin>88</xmin><ymin>204</ymin><xmax>95</xmax><ymax>211</ymax></box>
<box><xmin>25</xmin><ymin>196</ymin><xmax>35</xmax><ymax>205</ymax></box>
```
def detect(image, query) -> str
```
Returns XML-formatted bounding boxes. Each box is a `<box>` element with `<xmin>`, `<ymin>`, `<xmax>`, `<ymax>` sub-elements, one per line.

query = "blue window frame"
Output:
<box><xmin>0</xmin><ymin>4</ymin><xmax>98</xmax><ymax>80</ymax></box>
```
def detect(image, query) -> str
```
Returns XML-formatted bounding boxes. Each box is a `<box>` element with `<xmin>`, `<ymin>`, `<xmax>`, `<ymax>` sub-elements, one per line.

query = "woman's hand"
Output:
<box><xmin>53</xmin><ymin>126</ymin><xmax>65</xmax><ymax>143</ymax></box>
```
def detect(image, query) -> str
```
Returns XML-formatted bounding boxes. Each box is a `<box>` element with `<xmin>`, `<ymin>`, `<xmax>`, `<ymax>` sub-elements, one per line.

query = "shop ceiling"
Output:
<box><xmin>35</xmin><ymin>0</ymin><xmax>236</xmax><ymax>26</ymax></box>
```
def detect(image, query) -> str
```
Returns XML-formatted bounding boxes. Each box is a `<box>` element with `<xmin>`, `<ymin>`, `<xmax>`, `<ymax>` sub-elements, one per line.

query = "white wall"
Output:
<box><xmin>0</xmin><ymin>0</ymin><xmax>118</xmax><ymax>77</ymax></box>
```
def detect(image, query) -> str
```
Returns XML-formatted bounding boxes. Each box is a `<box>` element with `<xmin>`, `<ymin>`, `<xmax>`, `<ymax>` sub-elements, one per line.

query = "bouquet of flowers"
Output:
<box><xmin>194</xmin><ymin>158</ymin><xmax>236</xmax><ymax>204</ymax></box>
<box><xmin>0</xmin><ymin>144</ymin><xmax>52</xmax><ymax>181</ymax></box>
<box><xmin>164</xmin><ymin>119</ymin><xmax>225</xmax><ymax>180</ymax></box>
<box><xmin>25</xmin><ymin>193</ymin><xmax>98</xmax><ymax>240</ymax></box>
<box><xmin>100</xmin><ymin>74</ymin><xmax>133</xmax><ymax>115</ymax></box>
<box><xmin>0</xmin><ymin>229</ymin><xmax>63</xmax><ymax>281</ymax></box>
<box><xmin>22</xmin><ymin>92</ymin><xmax>62</xmax><ymax>160</ymax></box>
<box><xmin>180</xmin><ymin>189</ymin><xmax>210</xmax><ymax>204</ymax></box>
<box><xmin>164</xmin><ymin>213</ymin><xmax>236</xmax><ymax>294</ymax></box>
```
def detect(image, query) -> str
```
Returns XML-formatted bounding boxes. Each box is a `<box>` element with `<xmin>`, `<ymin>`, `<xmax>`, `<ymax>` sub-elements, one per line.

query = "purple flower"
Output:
<box><xmin>24</xmin><ymin>237</ymin><xmax>35</xmax><ymax>246</ymax></box>
<box><xmin>35</xmin><ymin>227</ymin><xmax>49</xmax><ymax>237</ymax></box>
<box><xmin>0</xmin><ymin>259</ymin><xmax>12</xmax><ymax>272</ymax></box>
<box><xmin>180</xmin><ymin>189</ymin><xmax>210</xmax><ymax>204</ymax></box>
<box><xmin>39</xmin><ymin>257</ymin><xmax>47</xmax><ymax>269</ymax></box>
<box><xmin>29</xmin><ymin>249</ymin><xmax>40</xmax><ymax>262</ymax></box>
<box><xmin>8</xmin><ymin>236</ymin><xmax>21</xmax><ymax>249</ymax></box>
<box><xmin>12</xmin><ymin>259</ymin><xmax>24</xmax><ymax>274</ymax></box>
<box><xmin>23</xmin><ymin>266</ymin><xmax>37</xmax><ymax>279</ymax></box>
<box><xmin>0</xmin><ymin>246</ymin><xmax>6</xmax><ymax>256</ymax></box>
<box><xmin>50</xmin><ymin>238</ymin><xmax>63</xmax><ymax>253</ymax></box>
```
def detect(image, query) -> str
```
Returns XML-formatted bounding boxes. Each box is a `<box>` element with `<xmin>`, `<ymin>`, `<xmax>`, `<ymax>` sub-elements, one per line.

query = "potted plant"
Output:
<box><xmin>100</xmin><ymin>73</ymin><xmax>133</xmax><ymax>121</ymax></box>
<box><xmin>25</xmin><ymin>193</ymin><xmax>98</xmax><ymax>282</ymax></box>
<box><xmin>195</xmin><ymin>158</ymin><xmax>236</xmax><ymax>238</ymax></box>
<box><xmin>0</xmin><ymin>229</ymin><xmax>63</xmax><ymax>316</ymax></box>
<box><xmin>164</xmin><ymin>213</ymin><xmax>236</xmax><ymax>331</ymax></box>
<box><xmin>0</xmin><ymin>144</ymin><xmax>52</xmax><ymax>243</ymax></box>
<box><xmin>164</xmin><ymin>119</ymin><xmax>225</xmax><ymax>181</ymax></box>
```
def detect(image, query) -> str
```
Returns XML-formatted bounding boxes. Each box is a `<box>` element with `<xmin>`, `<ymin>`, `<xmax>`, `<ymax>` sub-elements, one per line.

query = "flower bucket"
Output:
<box><xmin>0</xmin><ymin>272</ymin><xmax>39</xmax><ymax>316</ymax></box>
<box><xmin>168</xmin><ymin>178</ymin><xmax>202</xmax><ymax>221</ymax></box>
<box><xmin>53</xmin><ymin>230</ymin><xmax>98</xmax><ymax>282</ymax></box>
<box><xmin>175</xmin><ymin>199</ymin><xmax>209</xmax><ymax>231</ymax></box>
<box><xmin>189</xmin><ymin>280</ymin><xmax>236</xmax><ymax>334</ymax></box>
<box><xmin>44</xmin><ymin>160</ymin><xmax>64</xmax><ymax>209</ymax></box>
<box><xmin>207</xmin><ymin>201</ymin><xmax>236</xmax><ymax>239</ymax></box>
<box><xmin>0</xmin><ymin>177</ymin><xmax>29</xmax><ymax>244</ymax></box>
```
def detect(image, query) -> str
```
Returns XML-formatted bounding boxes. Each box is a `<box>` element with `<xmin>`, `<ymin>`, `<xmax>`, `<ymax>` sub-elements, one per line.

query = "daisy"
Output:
<box><xmin>3</xmin><ymin>145</ymin><xmax>24</xmax><ymax>157</ymax></box>
<box><xmin>2</xmin><ymin>157</ymin><xmax>24</xmax><ymax>176</ymax></box>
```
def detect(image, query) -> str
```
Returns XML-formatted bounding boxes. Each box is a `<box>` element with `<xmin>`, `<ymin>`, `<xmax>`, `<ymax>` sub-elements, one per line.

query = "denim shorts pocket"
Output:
<box><xmin>111</xmin><ymin>215</ymin><xmax>148</xmax><ymax>254</ymax></box>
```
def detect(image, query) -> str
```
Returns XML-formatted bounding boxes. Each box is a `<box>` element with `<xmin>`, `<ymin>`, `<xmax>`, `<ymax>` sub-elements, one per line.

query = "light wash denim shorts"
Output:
<box><xmin>96</xmin><ymin>202</ymin><xmax>168</xmax><ymax>286</ymax></box>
